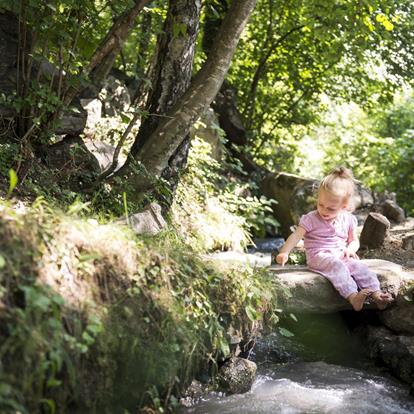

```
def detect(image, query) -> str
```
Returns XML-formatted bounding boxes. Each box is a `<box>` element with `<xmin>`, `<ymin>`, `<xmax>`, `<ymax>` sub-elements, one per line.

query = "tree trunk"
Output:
<box><xmin>125</xmin><ymin>0</ymin><xmax>202</xmax><ymax>206</ymax></box>
<box><xmin>129</xmin><ymin>0</ymin><xmax>202</xmax><ymax>157</ymax></box>
<box><xmin>118</xmin><ymin>0</ymin><xmax>257</xmax><ymax>198</ymax></box>
<box><xmin>203</xmin><ymin>5</ymin><xmax>261</xmax><ymax>175</ymax></box>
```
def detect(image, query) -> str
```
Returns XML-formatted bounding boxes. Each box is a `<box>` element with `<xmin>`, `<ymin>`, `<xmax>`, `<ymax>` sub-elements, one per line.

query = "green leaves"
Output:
<box><xmin>7</xmin><ymin>169</ymin><xmax>18</xmax><ymax>197</ymax></box>
<box><xmin>278</xmin><ymin>327</ymin><xmax>295</xmax><ymax>337</ymax></box>
<box><xmin>219</xmin><ymin>336</ymin><xmax>230</xmax><ymax>357</ymax></box>
<box><xmin>245</xmin><ymin>304</ymin><xmax>259</xmax><ymax>321</ymax></box>
<box><xmin>376</xmin><ymin>13</ymin><xmax>394</xmax><ymax>31</ymax></box>
<box><xmin>225</xmin><ymin>0</ymin><xmax>414</xmax><ymax>172</ymax></box>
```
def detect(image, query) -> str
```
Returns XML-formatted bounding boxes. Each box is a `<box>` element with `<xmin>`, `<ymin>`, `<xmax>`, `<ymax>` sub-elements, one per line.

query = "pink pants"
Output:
<box><xmin>307</xmin><ymin>251</ymin><xmax>380</xmax><ymax>299</ymax></box>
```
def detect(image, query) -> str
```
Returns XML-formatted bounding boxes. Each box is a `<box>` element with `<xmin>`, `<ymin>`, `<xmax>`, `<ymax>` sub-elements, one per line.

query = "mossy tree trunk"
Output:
<box><xmin>116</xmin><ymin>0</ymin><xmax>258</xmax><ymax>201</ymax></box>
<box><xmin>125</xmin><ymin>0</ymin><xmax>202</xmax><ymax>205</ymax></box>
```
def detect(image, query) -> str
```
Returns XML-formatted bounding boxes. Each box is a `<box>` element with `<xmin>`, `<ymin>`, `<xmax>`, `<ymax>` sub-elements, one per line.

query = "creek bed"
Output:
<box><xmin>184</xmin><ymin>313</ymin><xmax>414</xmax><ymax>414</ymax></box>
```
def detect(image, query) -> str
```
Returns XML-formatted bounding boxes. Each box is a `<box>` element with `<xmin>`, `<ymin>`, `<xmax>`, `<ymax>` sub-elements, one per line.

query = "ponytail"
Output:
<box><xmin>319</xmin><ymin>166</ymin><xmax>356</xmax><ymax>201</ymax></box>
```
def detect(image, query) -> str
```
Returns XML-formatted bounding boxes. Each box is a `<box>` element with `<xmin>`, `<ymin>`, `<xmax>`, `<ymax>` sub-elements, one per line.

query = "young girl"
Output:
<box><xmin>276</xmin><ymin>167</ymin><xmax>393</xmax><ymax>311</ymax></box>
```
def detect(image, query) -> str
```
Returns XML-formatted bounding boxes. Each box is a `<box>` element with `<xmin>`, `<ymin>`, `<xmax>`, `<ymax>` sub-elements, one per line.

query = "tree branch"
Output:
<box><xmin>117</xmin><ymin>0</ymin><xmax>257</xmax><ymax>191</ymax></box>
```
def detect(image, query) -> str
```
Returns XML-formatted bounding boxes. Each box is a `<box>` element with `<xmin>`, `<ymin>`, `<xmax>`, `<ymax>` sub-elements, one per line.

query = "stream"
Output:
<box><xmin>183</xmin><ymin>312</ymin><xmax>414</xmax><ymax>414</ymax></box>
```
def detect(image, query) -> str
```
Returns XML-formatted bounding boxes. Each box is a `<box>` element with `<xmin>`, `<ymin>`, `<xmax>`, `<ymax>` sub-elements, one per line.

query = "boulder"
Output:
<box><xmin>402</xmin><ymin>233</ymin><xmax>414</xmax><ymax>251</ymax></box>
<box><xmin>379</xmin><ymin>285</ymin><xmax>414</xmax><ymax>335</ymax></box>
<box><xmin>353</xmin><ymin>186</ymin><xmax>375</xmax><ymax>210</ymax></box>
<box><xmin>380</xmin><ymin>199</ymin><xmax>405</xmax><ymax>223</ymax></box>
<box><xmin>41</xmin><ymin>135</ymin><xmax>101</xmax><ymax>188</ymax></box>
<box><xmin>217</xmin><ymin>357</ymin><xmax>257</xmax><ymax>395</ymax></box>
<box><xmin>116</xmin><ymin>203</ymin><xmax>167</xmax><ymax>236</ymax></box>
<box><xmin>180</xmin><ymin>380</ymin><xmax>209</xmax><ymax>408</ymax></box>
<box><xmin>84</xmin><ymin>140</ymin><xmax>126</xmax><ymax>173</ymax></box>
<box><xmin>359</xmin><ymin>212</ymin><xmax>390</xmax><ymax>249</ymax></box>
<box><xmin>269</xmin><ymin>259</ymin><xmax>402</xmax><ymax>313</ymax></box>
<box><xmin>260</xmin><ymin>172</ymin><xmax>317</xmax><ymax>238</ymax></box>
<box><xmin>100</xmin><ymin>75</ymin><xmax>131</xmax><ymax>116</ymax></box>
<box><xmin>55</xmin><ymin>101</ymin><xmax>88</xmax><ymax>136</ymax></box>
<box><xmin>363</xmin><ymin>325</ymin><xmax>414</xmax><ymax>390</ymax></box>
<box><xmin>81</xmin><ymin>98</ymin><xmax>102</xmax><ymax>136</ymax></box>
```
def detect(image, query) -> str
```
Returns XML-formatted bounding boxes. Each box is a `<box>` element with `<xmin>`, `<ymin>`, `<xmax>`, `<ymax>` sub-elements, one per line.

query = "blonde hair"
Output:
<box><xmin>319</xmin><ymin>166</ymin><xmax>356</xmax><ymax>202</ymax></box>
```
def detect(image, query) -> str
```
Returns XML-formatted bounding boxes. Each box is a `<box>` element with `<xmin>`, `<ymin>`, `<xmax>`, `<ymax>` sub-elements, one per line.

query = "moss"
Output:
<box><xmin>0</xmin><ymin>200</ymin><xmax>280</xmax><ymax>413</ymax></box>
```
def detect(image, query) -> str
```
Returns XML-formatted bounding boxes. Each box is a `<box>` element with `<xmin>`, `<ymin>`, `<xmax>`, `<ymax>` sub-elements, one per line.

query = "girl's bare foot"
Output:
<box><xmin>371</xmin><ymin>290</ymin><xmax>393</xmax><ymax>310</ymax></box>
<box><xmin>348</xmin><ymin>289</ymin><xmax>373</xmax><ymax>311</ymax></box>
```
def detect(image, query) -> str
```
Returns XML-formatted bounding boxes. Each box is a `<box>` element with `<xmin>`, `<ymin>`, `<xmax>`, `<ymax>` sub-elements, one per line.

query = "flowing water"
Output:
<box><xmin>183</xmin><ymin>313</ymin><xmax>414</xmax><ymax>414</ymax></box>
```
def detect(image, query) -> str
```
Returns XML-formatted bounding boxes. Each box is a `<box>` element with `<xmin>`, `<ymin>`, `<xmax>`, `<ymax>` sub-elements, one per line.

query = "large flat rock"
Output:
<box><xmin>269</xmin><ymin>259</ymin><xmax>403</xmax><ymax>313</ymax></box>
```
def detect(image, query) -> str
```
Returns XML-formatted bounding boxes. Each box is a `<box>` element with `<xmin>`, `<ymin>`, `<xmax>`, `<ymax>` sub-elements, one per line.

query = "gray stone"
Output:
<box><xmin>55</xmin><ymin>102</ymin><xmax>88</xmax><ymax>135</ymax></box>
<box><xmin>379</xmin><ymin>285</ymin><xmax>414</xmax><ymax>335</ymax></box>
<box><xmin>180</xmin><ymin>380</ymin><xmax>208</xmax><ymax>408</ymax></box>
<box><xmin>364</xmin><ymin>325</ymin><xmax>414</xmax><ymax>389</ymax></box>
<box><xmin>353</xmin><ymin>186</ymin><xmax>374</xmax><ymax>209</ymax></box>
<box><xmin>100</xmin><ymin>75</ymin><xmax>131</xmax><ymax>116</ymax></box>
<box><xmin>360</xmin><ymin>212</ymin><xmax>390</xmax><ymax>249</ymax></box>
<box><xmin>84</xmin><ymin>140</ymin><xmax>125</xmax><ymax>173</ymax></box>
<box><xmin>269</xmin><ymin>259</ymin><xmax>402</xmax><ymax>313</ymax></box>
<box><xmin>117</xmin><ymin>203</ymin><xmax>167</xmax><ymax>236</ymax></box>
<box><xmin>260</xmin><ymin>172</ymin><xmax>317</xmax><ymax>238</ymax></box>
<box><xmin>41</xmin><ymin>136</ymin><xmax>101</xmax><ymax>186</ymax></box>
<box><xmin>81</xmin><ymin>98</ymin><xmax>102</xmax><ymax>135</ymax></box>
<box><xmin>402</xmin><ymin>233</ymin><xmax>414</xmax><ymax>250</ymax></box>
<box><xmin>381</xmin><ymin>199</ymin><xmax>405</xmax><ymax>223</ymax></box>
<box><xmin>217</xmin><ymin>357</ymin><xmax>257</xmax><ymax>395</ymax></box>
<box><xmin>375</xmin><ymin>191</ymin><xmax>398</xmax><ymax>204</ymax></box>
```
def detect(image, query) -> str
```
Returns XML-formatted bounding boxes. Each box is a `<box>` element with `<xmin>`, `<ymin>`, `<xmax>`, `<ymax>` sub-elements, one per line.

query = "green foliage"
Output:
<box><xmin>0</xmin><ymin>144</ymin><xmax>20</xmax><ymax>178</ymax></box>
<box><xmin>288</xmin><ymin>250</ymin><xmax>306</xmax><ymax>265</ymax></box>
<box><xmin>316</xmin><ymin>91</ymin><xmax>414</xmax><ymax>214</ymax></box>
<box><xmin>173</xmin><ymin>129</ymin><xmax>278</xmax><ymax>252</ymax></box>
<box><xmin>0</xmin><ymin>200</ymin><xmax>281</xmax><ymax>412</ymax></box>
<box><xmin>7</xmin><ymin>169</ymin><xmax>18</xmax><ymax>197</ymax></box>
<box><xmin>225</xmin><ymin>0</ymin><xmax>414</xmax><ymax>170</ymax></box>
<box><xmin>0</xmin><ymin>206</ymin><xmax>103</xmax><ymax>413</ymax></box>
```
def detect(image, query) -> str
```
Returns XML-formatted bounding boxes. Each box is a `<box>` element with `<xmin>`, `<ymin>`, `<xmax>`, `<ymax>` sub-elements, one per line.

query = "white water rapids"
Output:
<box><xmin>185</xmin><ymin>361</ymin><xmax>414</xmax><ymax>413</ymax></box>
<box><xmin>183</xmin><ymin>312</ymin><xmax>414</xmax><ymax>414</ymax></box>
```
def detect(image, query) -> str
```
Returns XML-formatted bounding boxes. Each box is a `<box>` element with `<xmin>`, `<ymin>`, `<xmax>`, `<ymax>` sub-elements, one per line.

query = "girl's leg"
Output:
<box><xmin>308</xmin><ymin>252</ymin><xmax>358</xmax><ymax>299</ymax></box>
<box><xmin>343</xmin><ymin>259</ymin><xmax>380</xmax><ymax>291</ymax></box>
<box><xmin>344</xmin><ymin>259</ymin><xmax>392</xmax><ymax>309</ymax></box>
<box><xmin>308</xmin><ymin>253</ymin><xmax>372</xmax><ymax>311</ymax></box>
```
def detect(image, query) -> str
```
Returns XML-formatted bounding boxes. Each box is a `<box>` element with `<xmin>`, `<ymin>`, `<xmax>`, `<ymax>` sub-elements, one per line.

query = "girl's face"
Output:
<box><xmin>317</xmin><ymin>189</ymin><xmax>346</xmax><ymax>221</ymax></box>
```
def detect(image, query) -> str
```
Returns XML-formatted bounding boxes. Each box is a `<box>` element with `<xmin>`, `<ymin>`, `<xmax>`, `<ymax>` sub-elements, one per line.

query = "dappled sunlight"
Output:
<box><xmin>38</xmin><ymin>216</ymin><xmax>142</xmax><ymax>309</ymax></box>
<box><xmin>172</xmin><ymin>136</ymin><xmax>273</xmax><ymax>252</ymax></box>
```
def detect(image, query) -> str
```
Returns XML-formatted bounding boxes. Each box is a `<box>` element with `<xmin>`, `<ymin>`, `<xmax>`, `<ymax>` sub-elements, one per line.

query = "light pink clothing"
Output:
<box><xmin>299</xmin><ymin>210</ymin><xmax>380</xmax><ymax>298</ymax></box>
<box><xmin>299</xmin><ymin>210</ymin><xmax>357</xmax><ymax>254</ymax></box>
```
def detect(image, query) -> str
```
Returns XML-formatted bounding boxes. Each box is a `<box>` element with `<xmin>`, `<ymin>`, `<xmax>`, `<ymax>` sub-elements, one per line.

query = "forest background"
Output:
<box><xmin>0</xmin><ymin>0</ymin><xmax>414</xmax><ymax>413</ymax></box>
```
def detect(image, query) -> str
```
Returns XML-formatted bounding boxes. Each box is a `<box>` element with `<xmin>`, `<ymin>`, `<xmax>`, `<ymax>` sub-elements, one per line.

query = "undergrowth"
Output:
<box><xmin>173</xmin><ymin>134</ymin><xmax>278</xmax><ymax>252</ymax></box>
<box><xmin>0</xmin><ymin>199</ymin><xmax>281</xmax><ymax>413</ymax></box>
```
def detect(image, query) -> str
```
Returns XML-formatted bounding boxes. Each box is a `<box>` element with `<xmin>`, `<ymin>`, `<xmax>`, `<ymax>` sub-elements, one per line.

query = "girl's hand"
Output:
<box><xmin>343</xmin><ymin>247</ymin><xmax>359</xmax><ymax>259</ymax></box>
<box><xmin>276</xmin><ymin>252</ymin><xmax>289</xmax><ymax>266</ymax></box>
